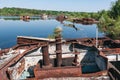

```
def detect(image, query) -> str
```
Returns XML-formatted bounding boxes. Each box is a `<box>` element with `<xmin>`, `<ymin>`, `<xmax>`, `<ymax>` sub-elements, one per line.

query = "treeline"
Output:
<box><xmin>0</xmin><ymin>7</ymin><xmax>100</xmax><ymax>20</ymax></box>
<box><xmin>0</xmin><ymin>7</ymin><xmax>60</xmax><ymax>16</ymax></box>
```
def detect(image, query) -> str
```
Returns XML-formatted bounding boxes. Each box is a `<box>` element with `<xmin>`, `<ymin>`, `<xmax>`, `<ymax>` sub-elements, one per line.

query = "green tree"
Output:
<box><xmin>110</xmin><ymin>0</ymin><xmax>120</xmax><ymax>19</ymax></box>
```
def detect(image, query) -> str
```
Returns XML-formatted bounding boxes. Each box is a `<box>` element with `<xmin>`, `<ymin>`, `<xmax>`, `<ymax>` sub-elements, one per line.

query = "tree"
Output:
<box><xmin>110</xmin><ymin>0</ymin><xmax>120</xmax><ymax>19</ymax></box>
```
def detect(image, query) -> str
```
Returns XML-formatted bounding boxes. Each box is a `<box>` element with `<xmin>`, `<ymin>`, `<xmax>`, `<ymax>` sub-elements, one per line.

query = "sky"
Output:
<box><xmin>0</xmin><ymin>0</ymin><xmax>117</xmax><ymax>12</ymax></box>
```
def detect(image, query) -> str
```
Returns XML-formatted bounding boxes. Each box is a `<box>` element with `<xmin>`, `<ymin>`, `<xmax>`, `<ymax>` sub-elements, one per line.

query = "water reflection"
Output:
<box><xmin>22</xmin><ymin>19</ymin><xmax>30</xmax><ymax>22</ymax></box>
<box><xmin>3</xmin><ymin>18</ymin><xmax>20</xmax><ymax>20</ymax></box>
<box><xmin>0</xmin><ymin>16</ymin><xmax>55</xmax><ymax>22</ymax></box>
<box><xmin>2</xmin><ymin>17</ymin><xmax>39</xmax><ymax>20</ymax></box>
<box><xmin>41</xmin><ymin>14</ymin><xmax>48</xmax><ymax>20</ymax></box>
<box><xmin>63</xmin><ymin>23</ymin><xmax>80</xmax><ymax>31</ymax></box>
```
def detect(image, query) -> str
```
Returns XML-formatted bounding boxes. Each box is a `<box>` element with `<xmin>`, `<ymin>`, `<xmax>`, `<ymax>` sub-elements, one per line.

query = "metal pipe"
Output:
<box><xmin>96</xmin><ymin>27</ymin><xmax>98</xmax><ymax>48</ymax></box>
<box><xmin>42</xmin><ymin>44</ymin><xmax>50</xmax><ymax>66</ymax></box>
<box><xmin>55</xmin><ymin>35</ymin><xmax>62</xmax><ymax>67</ymax></box>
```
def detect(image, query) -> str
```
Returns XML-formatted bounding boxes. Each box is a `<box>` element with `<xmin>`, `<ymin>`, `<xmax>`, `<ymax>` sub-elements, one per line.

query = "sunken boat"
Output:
<box><xmin>20</xmin><ymin>16</ymin><xmax>30</xmax><ymax>20</ymax></box>
<box><xmin>73</xmin><ymin>18</ymin><xmax>99</xmax><ymax>24</ymax></box>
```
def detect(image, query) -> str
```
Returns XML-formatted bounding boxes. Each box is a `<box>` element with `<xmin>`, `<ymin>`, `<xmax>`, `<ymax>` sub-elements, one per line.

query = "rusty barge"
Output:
<box><xmin>73</xmin><ymin>18</ymin><xmax>99</xmax><ymax>24</ymax></box>
<box><xmin>0</xmin><ymin>36</ymin><xmax>120</xmax><ymax>80</ymax></box>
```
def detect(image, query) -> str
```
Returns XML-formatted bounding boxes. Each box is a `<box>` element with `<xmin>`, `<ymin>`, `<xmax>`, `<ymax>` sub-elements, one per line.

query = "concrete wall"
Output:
<box><xmin>24</xmin><ymin>47</ymin><xmax>42</xmax><ymax>70</ymax></box>
<box><xmin>24</xmin><ymin>56</ymin><xmax>42</xmax><ymax>71</ymax></box>
<box><xmin>107</xmin><ymin>54</ymin><xmax>120</xmax><ymax>61</ymax></box>
<box><xmin>107</xmin><ymin>55</ymin><xmax>117</xmax><ymax>61</ymax></box>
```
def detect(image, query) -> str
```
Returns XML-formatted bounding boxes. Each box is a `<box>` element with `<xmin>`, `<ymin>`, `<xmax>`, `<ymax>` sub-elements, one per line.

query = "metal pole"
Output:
<box><xmin>96</xmin><ymin>27</ymin><xmax>98</xmax><ymax>48</ymax></box>
<box><xmin>42</xmin><ymin>44</ymin><xmax>50</xmax><ymax>66</ymax></box>
<box><xmin>56</xmin><ymin>35</ymin><xmax>62</xmax><ymax>67</ymax></box>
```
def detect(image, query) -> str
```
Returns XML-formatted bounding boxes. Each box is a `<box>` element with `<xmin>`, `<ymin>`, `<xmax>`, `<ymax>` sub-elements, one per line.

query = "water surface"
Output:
<box><xmin>0</xmin><ymin>16</ymin><xmax>105</xmax><ymax>49</ymax></box>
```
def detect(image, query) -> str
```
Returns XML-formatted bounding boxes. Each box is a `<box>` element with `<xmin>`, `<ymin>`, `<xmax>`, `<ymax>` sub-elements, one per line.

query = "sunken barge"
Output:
<box><xmin>73</xmin><ymin>18</ymin><xmax>99</xmax><ymax>24</ymax></box>
<box><xmin>0</xmin><ymin>35</ymin><xmax>120</xmax><ymax>80</ymax></box>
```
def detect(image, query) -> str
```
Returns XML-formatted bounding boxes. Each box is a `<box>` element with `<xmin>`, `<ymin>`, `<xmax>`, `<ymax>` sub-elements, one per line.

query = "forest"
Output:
<box><xmin>98</xmin><ymin>0</ymin><xmax>120</xmax><ymax>39</ymax></box>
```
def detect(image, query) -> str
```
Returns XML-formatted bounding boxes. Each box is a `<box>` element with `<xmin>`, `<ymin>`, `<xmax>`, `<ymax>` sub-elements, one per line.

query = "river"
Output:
<box><xmin>0</xmin><ymin>16</ymin><xmax>105</xmax><ymax>49</ymax></box>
